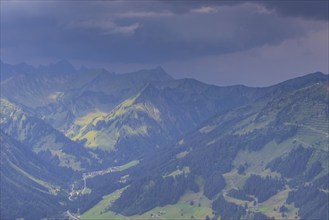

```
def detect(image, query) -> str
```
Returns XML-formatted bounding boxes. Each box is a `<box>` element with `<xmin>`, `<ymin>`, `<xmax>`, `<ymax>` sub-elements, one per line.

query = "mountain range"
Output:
<box><xmin>0</xmin><ymin>60</ymin><xmax>328</xmax><ymax>220</ymax></box>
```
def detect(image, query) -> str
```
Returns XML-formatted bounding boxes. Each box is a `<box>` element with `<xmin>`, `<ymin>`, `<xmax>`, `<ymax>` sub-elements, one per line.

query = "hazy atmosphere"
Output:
<box><xmin>1</xmin><ymin>1</ymin><xmax>328</xmax><ymax>220</ymax></box>
<box><xmin>1</xmin><ymin>0</ymin><xmax>328</xmax><ymax>86</ymax></box>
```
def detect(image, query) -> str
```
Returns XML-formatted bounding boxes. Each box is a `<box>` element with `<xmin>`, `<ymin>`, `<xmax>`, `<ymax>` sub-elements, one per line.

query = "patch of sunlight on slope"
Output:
<box><xmin>80</xmin><ymin>188</ymin><xmax>127</xmax><ymax>220</ymax></box>
<box><xmin>75</xmin><ymin>111</ymin><xmax>107</xmax><ymax>126</ymax></box>
<box><xmin>105</xmin><ymin>96</ymin><xmax>137</xmax><ymax>122</ymax></box>
<box><xmin>73</xmin><ymin>128</ymin><xmax>118</xmax><ymax>151</ymax></box>
<box><xmin>76</xmin><ymin>124</ymin><xmax>149</xmax><ymax>150</ymax></box>
<box><xmin>134</xmin><ymin>189</ymin><xmax>213</xmax><ymax>220</ymax></box>
<box><xmin>71</xmin><ymin>93</ymin><xmax>163</xmax><ymax>151</ymax></box>
<box><xmin>105</xmin><ymin>94</ymin><xmax>162</xmax><ymax>124</ymax></box>
<box><xmin>74</xmin><ymin>116</ymin><xmax>150</xmax><ymax>150</ymax></box>
<box><xmin>80</xmin><ymin>130</ymin><xmax>97</xmax><ymax>147</ymax></box>
<box><xmin>93</xmin><ymin>131</ymin><xmax>117</xmax><ymax>150</ymax></box>
<box><xmin>67</xmin><ymin>111</ymin><xmax>107</xmax><ymax>138</ymax></box>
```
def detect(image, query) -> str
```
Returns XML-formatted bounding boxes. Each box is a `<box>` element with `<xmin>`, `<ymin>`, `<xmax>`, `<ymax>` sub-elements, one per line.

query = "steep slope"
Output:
<box><xmin>43</xmin><ymin>66</ymin><xmax>173</xmax><ymax>119</ymax></box>
<box><xmin>0</xmin><ymin>60</ymin><xmax>37</xmax><ymax>81</ymax></box>
<box><xmin>1</xmin><ymin>61</ymin><xmax>328</xmax><ymax>220</ymax></box>
<box><xmin>70</xmin><ymin>80</ymin><xmax>265</xmax><ymax>163</ymax></box>
<box><xmin>36</xmin><ymin>65</ymin><xmax>171</xmax><ymax>132</ymax></box>
<box><xmin>70</xmin><ymin>83</ymin><xmax>193</xmax><ymax>158</ymax></box>
<box><xmin>0</xmin><ymin>98</ymin><xmax>93</xmax><ymax>170</ymax></box>
<box><xmin>1</xmin><ymin>61</ymin><xmax>173</xmax><ymax>132</ymax></box>
<box><xmin>52</xmin><ymin>66</ymin><xmax>173</xmax><ymax>130</ymax></box>
<box><xmin>0</xmin><ymin>60</ymin><xmax>79</xmax><ymax>108</ymax></box>
<box><xmin>87</xmin><ymin>75</ymin><xmax>328</xmax><ymax>220</ymax></box>
<box><xmin>0</xmin><ymin>61</ymin><xmax>114</xmax><ymax>131</ymax></box>
<box><xmin>71</xmin><ymin>73</ymin><xmax>328</xmax><ymax>164</ymax></box>
<box><xmin>0</xmin><ymin>131</ymin><xmax>69</xmax><ymax>220</ymax></box>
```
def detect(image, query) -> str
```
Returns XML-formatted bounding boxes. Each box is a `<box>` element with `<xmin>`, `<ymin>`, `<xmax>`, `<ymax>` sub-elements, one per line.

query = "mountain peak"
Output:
<box><xmin>38</xmin><ymin>59</ymin><xmax>76</xmax><ymax>74</ymax></box>
<box><xmin>151</xmin><ymin>66</ymin><xmax>173</xmax><ymax>80</ymax></box>
<box><xmin>124</xmin><ymin>67</ymin><xmax>173</xmax><ymax>82</ymax></box>
<box><xmin>154</xmin><ymin>66</ymin><xmax>165</xmax><ymax>73</ymax></box>
<box><xmin>53</xmin><ymin>59</ymin><xmax>75</xmax><ymax>71</ymax></box>
<box><xmin>141</xmin><ymin>82</ymin><xmax>158</xmax><ymax>93</ymax></box>
<box><xmin>134</xmin><ymin>83</ymin><xmax>161</xmax><ymax>104</ymax></box>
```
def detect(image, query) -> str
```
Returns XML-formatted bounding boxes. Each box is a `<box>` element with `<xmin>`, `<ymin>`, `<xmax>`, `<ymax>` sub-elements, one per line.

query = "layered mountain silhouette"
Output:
<box><xmin>0</xmin><ymin>60</ymin><xmax>328</xmax><ymax>220</ymax></box>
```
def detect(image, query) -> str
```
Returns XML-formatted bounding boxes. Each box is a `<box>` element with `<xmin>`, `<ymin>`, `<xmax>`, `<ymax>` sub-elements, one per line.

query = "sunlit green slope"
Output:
<box><xmin>83</xmin><ymin>74</ymin><xmax>328</xmax><ymax>220</ymax></box>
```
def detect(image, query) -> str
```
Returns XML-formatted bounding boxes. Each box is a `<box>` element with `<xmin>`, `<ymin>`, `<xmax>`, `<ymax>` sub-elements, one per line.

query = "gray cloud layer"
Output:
<box><xmin>1</xmin><ymin>1</ymin><xmax>328</xmax><ymax>85</ymax></box>
<box><xmin>162</xmin><ymin>0</ymin><xmax>328</xmax><ymax>20</ymax></box>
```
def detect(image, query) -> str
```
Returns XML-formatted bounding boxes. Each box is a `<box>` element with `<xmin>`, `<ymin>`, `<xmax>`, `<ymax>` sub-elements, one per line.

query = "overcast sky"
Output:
<box><xmin>1</xmin><ymin>0</ymin><xmax>328</xmax><ymax>86</ymax></box>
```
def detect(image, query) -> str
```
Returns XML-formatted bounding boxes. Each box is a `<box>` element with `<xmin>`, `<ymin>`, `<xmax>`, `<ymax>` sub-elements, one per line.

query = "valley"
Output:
<box><xmin>68</xmin><ymin>160</ymin><xmax>139</xmax><ymax>201</ymax></box>
<box><xmin>0</xmin><ymin>61</ymin><xmax>328</xmax><ymax>220</ymax></box>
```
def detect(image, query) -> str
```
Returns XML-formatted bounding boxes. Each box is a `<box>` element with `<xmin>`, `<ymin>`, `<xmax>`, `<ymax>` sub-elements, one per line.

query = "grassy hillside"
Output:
<box><xmin>97</xmin><ymin>78</ymin><xmax>328</xmax><ymax>220</ymax></box>
<box><xmin>70</xmin><ymin>80</ymin><xmax>265</xmax><ymax>165</ymax></box>
<box><xmin>1</xmin><ymin>62</ymin><xmax>327</xmax><ymax>220</ymax></box>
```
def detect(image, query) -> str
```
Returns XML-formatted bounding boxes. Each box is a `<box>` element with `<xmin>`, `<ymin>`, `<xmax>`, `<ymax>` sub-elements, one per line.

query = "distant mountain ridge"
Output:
<box><xmin>0</xmin><ymin>60</ymin><xmax>328</xmax><ymax>220</ymax></box>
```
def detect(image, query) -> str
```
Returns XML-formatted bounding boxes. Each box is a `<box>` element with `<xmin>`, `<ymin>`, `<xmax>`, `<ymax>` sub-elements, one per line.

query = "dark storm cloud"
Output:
<box><xmin>262</xmin><ymin>1</ymin><xmax>329</xmax><ymax>21</ymax></box>
<box><xmin>1</xmin><ymin>0</ymin><xmax>315</xmax><ymax>64</ymax></box>
<box><xmin>160</xmin><ymin>0</ymin><xmax>329</xmax><ymax>20</ymax></box>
